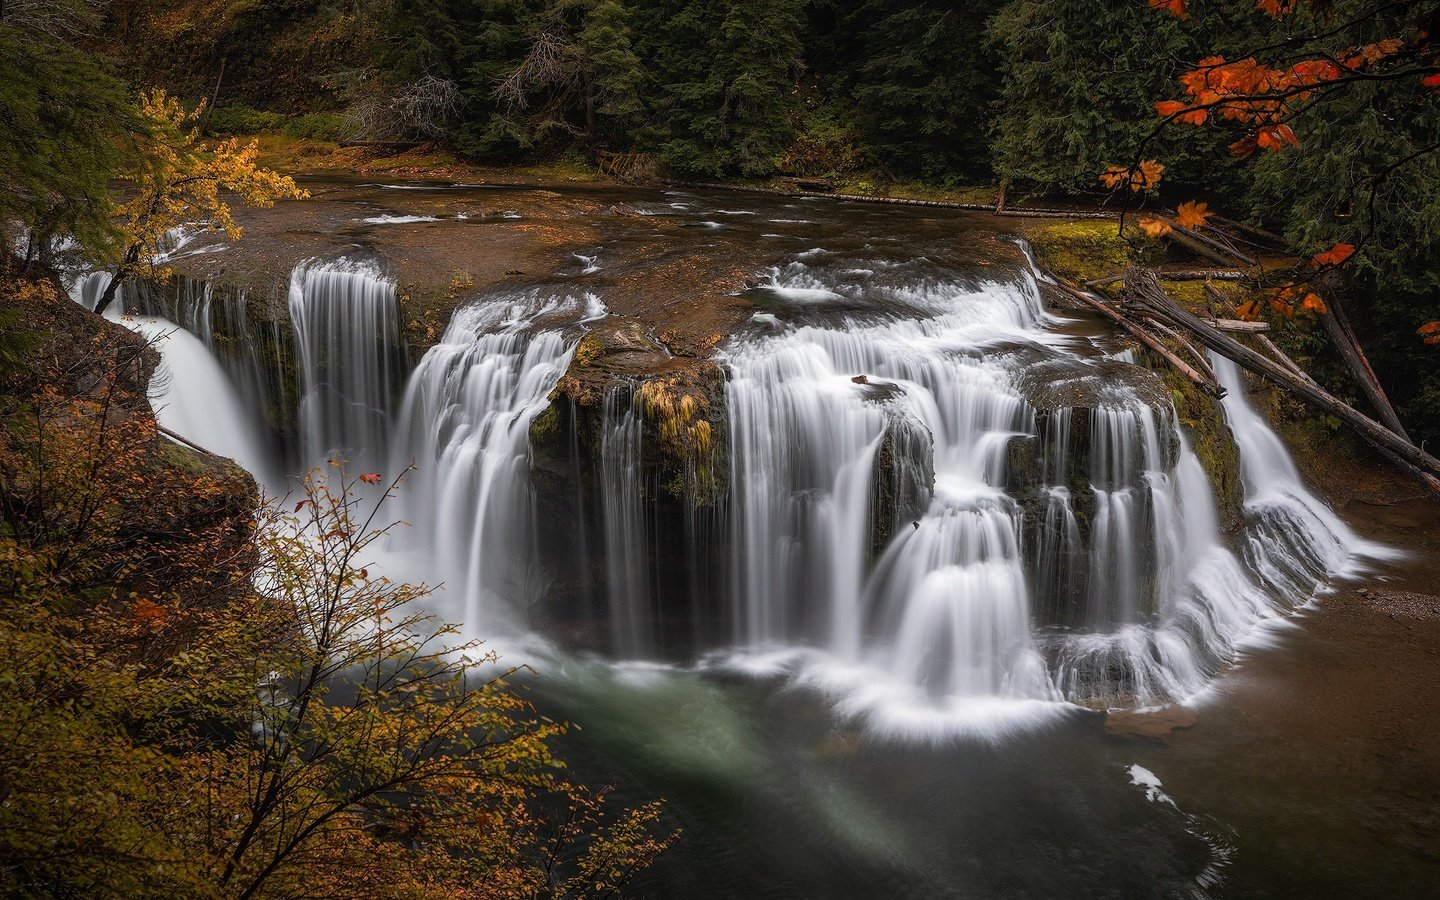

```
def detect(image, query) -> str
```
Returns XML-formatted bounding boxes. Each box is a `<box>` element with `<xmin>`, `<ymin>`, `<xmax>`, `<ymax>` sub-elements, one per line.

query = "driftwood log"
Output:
<box><xmin>1052</xmin><ymin>281</ymin><xmax>1221</xmax><ymax>395</ymax></box>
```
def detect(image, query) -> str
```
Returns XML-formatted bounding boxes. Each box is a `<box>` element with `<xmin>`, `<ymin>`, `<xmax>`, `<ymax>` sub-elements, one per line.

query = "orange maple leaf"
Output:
<box><xmin>1099</xmin><ymin>160</ymin><xmax>1165</xmax><ymax>192</ymax></box>
<box><xmin>1155</xmin><ymin>100</ymin><xmax>1208</xmax><ymax>125</ymax></box>
<box><xmin>1174</xmin><ymin>200</ymin><xmax>1212</xmax><ymax>229</ymax></box>
<box><xmin>358</xmin><ymin>472</ymin><xmax>383</xmax><ymax>485</ymax></box>
<box><xmin>1139</xmin><ymin>217</ymin><xmax>1173</xmax><ymax>238</ymax></box>
<box><xmin>1270</xmin><ymin>298</ymin><xmax>1297</xmax><ymax>319</ymax></box>
<box><xmin>1418</xmin><ymin>321</ymin><xmax>1440</xmax><ymax>344</ymax></box>
<box><xmin>1312</xmin><ymin>243</ymin><xmax>1355</xmax><ymax>267</ymax></box>
<box><xmin>1256</xmin><ymin>124</ymin><xmax>1300</xmax><ymax>151</ymax></box>
<box><xmin>1235</xmin><ymin>299</ymin><xmax>1264</xmax><ymax>321</ymax></box>
<box><xmin>1298</xmin><ymin>293</ymin><xmax>1328</xmax><ymax>315</ymax></box>
<box><xmin>1148</xmin><ymin>0</ymin><xmax>1187</xmax><ymax>18</ymax></box>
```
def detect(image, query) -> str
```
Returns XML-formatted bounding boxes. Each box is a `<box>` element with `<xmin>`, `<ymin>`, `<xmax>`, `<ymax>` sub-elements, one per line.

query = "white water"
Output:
<box><xmin>58</xmin><ymin>217</ymin><xmax>1391</xmax><ymax>740</ymax></box>
<box><xmin>713</xmin><ymin>250</ymin><xmax>1386</xmax><ymax>732</ymax></box>
<box><xmin>1211</xmin><ymin>354</ymin><xmax>1397</xmax><ymax>590</ymax></box>
<box><xmin>289</xmin><ymin>260</ymin><xmax>405</xmax><ymax>472</ymax></box>
<box><xmin>388</xmin><ymin>292</ymin><xmax>578</xmax><ymax>632</ymax></box>
<box><xmin>67</xmin><ymin>272</ymin><xmax>277</xmax><ymax>487</ymax></box>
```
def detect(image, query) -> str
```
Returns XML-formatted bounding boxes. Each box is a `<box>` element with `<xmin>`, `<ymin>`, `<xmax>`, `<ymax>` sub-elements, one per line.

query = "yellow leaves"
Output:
<box><xmin>1138</xmin><ymin>217</ymin><xmax>1172</xmax><ymax>238</ymax></box>
<box><xmin>115</xmin><ymin>89</ymin><xmax>308</xmax><ymax>281</ymax></box>
<box><xmin>1419</xmin><ymin>321</ymin><xmax>1440</xmax><ymax>345</ymax></box>
<box><xmin>1174</xmin><ymin>200</ymin><xmax>1212</xmax><ymax>229</ymax></box>
<box><xmin>1312</xmin><ymin>243</ymin><xmax>1355</xmax><ymax>267</ymax></box>
<box><xmin>1099</xmin><ymin>159</ymin><xmax>1165</xmax><ymax>192</ymax></box>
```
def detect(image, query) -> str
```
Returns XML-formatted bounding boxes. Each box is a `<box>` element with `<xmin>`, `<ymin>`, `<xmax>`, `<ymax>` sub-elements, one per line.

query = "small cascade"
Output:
<box><xmin>600</xmin><ymin>388</ymin><xmax>654</xmax><ymax>657</ymax></box>
<box><xmin>1211</xmin><ymin>354</ymin><xmax>1393</xmax><ymax>592</ymax></box>
<box><xmin>67</xmin><ymin>275</ymin><xmax>277</xmax><ymax>487</ymax></box>
<box><xmin>289</xmin><ymin>260</ymin><xmax>407</xmax><ymax>471</ymax></box>
<box><xmin>125</xmin><ymin>314</ymin><xmax>278</xmax><ymax>486</ymax></box>
<box><xmin>389</xmin><ymin>293</ymin><xmax>577</xmax><ymax>632</ymax></box>
<box><xmin>723</xmin><ymin>268</ymin><xmax>1055</xmax><ymax>705</ymax></box>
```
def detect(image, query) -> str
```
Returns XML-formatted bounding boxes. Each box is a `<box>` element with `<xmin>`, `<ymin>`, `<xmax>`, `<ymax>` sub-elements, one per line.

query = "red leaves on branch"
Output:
<box><xmin>358</xmin><ymin>472</ymin><xmax>383</xmax><ymax>485</ymax></box>
<box><xmin>1423</xmin><ymin>73</ymin><xmax>1440</xmax><ymax>90</ymax></box>
<box><xmin>1148</xmin><ymin>0</ymin><xmax>1188</xmax><ymax>18</ymax></box>
<box><xmin>133</xmin><ymin>598</ymin><xmax>168</xmax><ymax>628</ymax></box>
<box><xmin>1418</xmin><ymin>321</ymin><xmax>1440</xmax><ymax>345</ymax></box>
<box><xmin>1312</xmin><ymin>243</ymin><xmax>1355</xmax><ymax>267</ymax></box>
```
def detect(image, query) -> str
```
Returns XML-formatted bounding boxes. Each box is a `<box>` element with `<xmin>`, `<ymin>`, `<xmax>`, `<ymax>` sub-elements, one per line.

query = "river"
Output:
<box><xmin>69</xmin><ymin>178</ymin><xmax>1440</xmax><ymax>898</ymax></box>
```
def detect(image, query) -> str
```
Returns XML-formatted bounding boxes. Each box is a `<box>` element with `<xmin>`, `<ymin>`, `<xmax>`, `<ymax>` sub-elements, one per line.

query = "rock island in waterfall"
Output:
<box><xmin>3</xmin><ymin>3</ymin><xmax>1440</xmax><ymax>898</ymax></box>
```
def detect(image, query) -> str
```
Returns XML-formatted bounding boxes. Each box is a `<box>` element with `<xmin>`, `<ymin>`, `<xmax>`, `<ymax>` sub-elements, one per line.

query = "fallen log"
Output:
<box><xmin>1052</xmin><ymin>281</ymin><xmax>1221</xmax><ymax>395</ymax></box>
<box><xmin>1314</xmin><ymin>276</ymin><xmax>1411</xmax><ymax>441</ymax></box>
<box><xmin>1087</xmin><ymin>269</ymin><xmax>1250</xmax><ymax>289</ymax></box>
<box><xmin>1123</xmin><ymin>267</ymin><xmax>1440</xmax><ymax>488</ymax></box>
<box><xmin>1174</xmin><ymin>223</ymin><xmax>1258</xmax><ymax>268</ymax></box>
<box><xmin>645</xmin><ymin>179</ymin><xmax>1116</xmax><ymax>218</ymax></box>
<box><xmin>1256</xmin><ymin>333</ymin><xmax>1440</xmax><ymax>500</ymax></box>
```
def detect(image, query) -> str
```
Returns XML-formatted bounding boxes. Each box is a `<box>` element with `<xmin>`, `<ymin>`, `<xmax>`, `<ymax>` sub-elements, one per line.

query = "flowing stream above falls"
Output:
<box><xmin>63</xmin><ymin>185</ymin><xmax>1391</xmax><ymax>740</ymax></box>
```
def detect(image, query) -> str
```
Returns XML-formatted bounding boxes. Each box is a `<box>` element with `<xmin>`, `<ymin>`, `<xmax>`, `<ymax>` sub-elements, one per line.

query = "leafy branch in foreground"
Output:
<box><xmin>178</xmin><ymin>465</ymin><xmax>679</xmax><ymax>899</ymax></box>
<box><xmin>0</xmin><ymin>288</ymin><xmax>676</xmax><ymax>896</ymax></box>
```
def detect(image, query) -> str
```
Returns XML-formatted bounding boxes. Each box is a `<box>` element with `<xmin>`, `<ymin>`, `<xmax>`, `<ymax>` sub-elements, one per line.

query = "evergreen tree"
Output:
<box><xmin>635</xmin><ymin>0</ymin><xmax>805</xmax><ymax>176</ymax></box>
<box><xmin>0</xmin><ymin>18</ymin><xmax>138</xmax><ymax>265</ymax></box>
<box><xmin>986</xmin><ymin>0</ymin><xmax>1239</xmax><ymax>195</ymax></box>
<box><xmin>849</xmin><ymin>1</ymin><xmax>1004</xmax><ymax>182</ymax></box>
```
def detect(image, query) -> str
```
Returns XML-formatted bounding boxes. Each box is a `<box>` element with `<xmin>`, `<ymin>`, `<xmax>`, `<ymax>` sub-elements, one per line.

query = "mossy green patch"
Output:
<box><xmin>1153</xmin><ymin>358</ymin><xmax>1244</xmax><ymax>522</ymax></box>
<box><xmin>1025</xmin><ymin>220</ymin><xmax>1132</xmax><ymax>285</ymax></box>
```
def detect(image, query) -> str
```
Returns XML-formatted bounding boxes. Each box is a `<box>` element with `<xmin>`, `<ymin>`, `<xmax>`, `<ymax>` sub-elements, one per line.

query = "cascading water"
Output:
<box><xmin>388</xmin><ymin>292</ymin><xmax>578</xmax><ymax>632</ymax></box>
<box><xmin>66</xmin><ymin>272</ymin><xmax>278</xmax><ymax>487</ymax></box>
<box><xmin>1211</xmin><ymin>354</ymin><xmax>1395</xmax><ymax>591</ymax></box>
<box><xmin>715</xmin><ymin>247</ymin><xmax>1386</xmax><ymax>730</ymax></box>
<box><xmin>289</xmin><ymin>260</ymin><xmax>407</xmax><ymax>472</ymax></box>
<box><xmin>61</xmin><ymin>193</ymin><xmax>1393</xmax><ymax>739</ymax></box>
<box><xmin>600</xmin><ymin>388</ymin><xmax>656</xmax><ymax>657</ymax></box>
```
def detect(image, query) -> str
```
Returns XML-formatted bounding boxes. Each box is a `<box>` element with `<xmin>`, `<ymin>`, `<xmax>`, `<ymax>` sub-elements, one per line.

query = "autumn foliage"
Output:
<box><xmin>0</xmin><ymin>272</ymin><xmax>675</xmax><ymax>898</ymax></box>
<box><xmin>1101</xmin><ymin>1</ymin><xmax>1440</xmax><ymax>330</ymax></box>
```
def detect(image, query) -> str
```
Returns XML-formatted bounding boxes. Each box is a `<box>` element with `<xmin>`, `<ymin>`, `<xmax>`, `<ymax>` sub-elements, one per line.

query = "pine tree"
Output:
<box><xmin>635</xmin><ymin>0</ymin><xmax>805</xmax><ymax>176</ymax></box>
<box><xmin>848</xmin><ymin>1</ymin><xmax>1004</xmax><ymax>182</ymax></box>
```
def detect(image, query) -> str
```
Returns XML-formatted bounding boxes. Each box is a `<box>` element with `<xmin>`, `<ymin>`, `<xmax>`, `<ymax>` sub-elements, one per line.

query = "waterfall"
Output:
<box><xmin>289</xmin><ymin>260</ymin><xmax>407</xmax><ymax>472</ymax></box>
<box><xmin>389</xmin><ymin>292</ymin><xmax>577</xmax><ymax>632</ymax></box>
<box><xmin>723</xmin><ymin>267</ymin><xmax>1058</xmax><ymax>710</ymax></box>
<box><xmin>601</xmin><ymin>388</ymin><xmax>655</xmax><ymax>657</ymax></box>
<box><xmin>1211</xmin><ymin>354</ymin><xmax>1395</xmax><ymax>591</ymax></box>
<box><xmin>67</xmin><ymin>273</ymin><xmax>278</xmax><ymax>487</ymax></box>
<box><xmin>56</xmin><ymin>217</ymin><xmax>1394</xmax><ymax>735</ymax></box>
